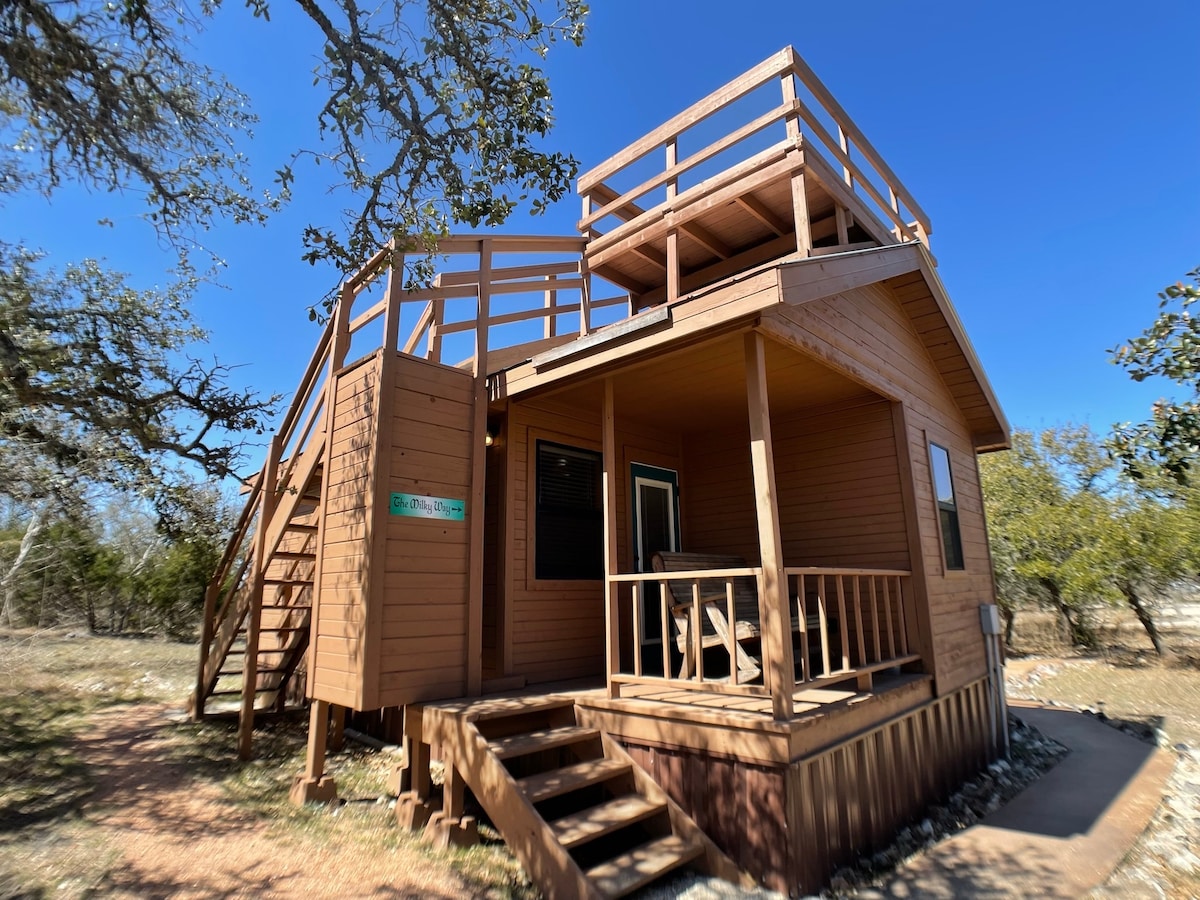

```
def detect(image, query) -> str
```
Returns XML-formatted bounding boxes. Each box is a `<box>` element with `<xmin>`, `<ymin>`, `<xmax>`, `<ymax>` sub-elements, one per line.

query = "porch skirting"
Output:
<box><xmin>601</xmin><ymin>677</ymin><xmax>1001</xmax><ymax>896</ymax></box>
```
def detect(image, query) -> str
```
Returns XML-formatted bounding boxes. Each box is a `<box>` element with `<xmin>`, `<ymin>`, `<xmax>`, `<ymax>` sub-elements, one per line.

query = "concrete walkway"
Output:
<box><xmin>880</xmin><ymin>701</ymin><xmax>1176</xmax><ymax>899</ymax></box>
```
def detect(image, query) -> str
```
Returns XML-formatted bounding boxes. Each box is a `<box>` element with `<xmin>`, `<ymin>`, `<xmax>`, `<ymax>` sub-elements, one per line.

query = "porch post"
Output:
<box><xmin>602</xmin><ymin>378</ymin><xmax>621</xmax><ymax>699</ymax></box>
<box><xmin>744</xmin><ymin>332</ymin><xmax>795</xmax><ymax>721</ymax></box>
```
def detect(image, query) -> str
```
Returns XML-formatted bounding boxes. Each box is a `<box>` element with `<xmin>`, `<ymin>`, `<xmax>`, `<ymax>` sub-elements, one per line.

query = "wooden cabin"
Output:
<box><xmin>191</xmin><ymin>47</ymin><xmax>1011</xmax><ymax>898</ymax></box>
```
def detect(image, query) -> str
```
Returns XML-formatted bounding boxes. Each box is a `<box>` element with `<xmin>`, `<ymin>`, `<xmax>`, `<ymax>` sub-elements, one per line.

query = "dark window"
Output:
<box><xmin>929</xmin><ymin>443</ymin><xmax>965</xmax><ymax>571</ymax></box>
<box><xmin>536</xmin><ymin>441</ymin><xmax>603</xmax><ymax>580</ymax></box>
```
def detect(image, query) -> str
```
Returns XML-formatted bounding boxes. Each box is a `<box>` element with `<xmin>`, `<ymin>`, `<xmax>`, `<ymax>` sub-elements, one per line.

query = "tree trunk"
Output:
<box><xmin>0</xmin><ymin>506</ymin><xmax>47</xmax><ymax>627</ymax></box>
<box><xmin>1042</xmin><ymin>577</ymin><xmax>1094</xmax><ymax>648</ymax></box>
<box><xmin>1000</xmin><ymin>603</ymin><xmax>1016</xmax><ymax>647</ymax></box>
<box><xmin>1121</xmin><ymin>581</ymin><xmax>1169</xmax><ymax>658</ymax></box>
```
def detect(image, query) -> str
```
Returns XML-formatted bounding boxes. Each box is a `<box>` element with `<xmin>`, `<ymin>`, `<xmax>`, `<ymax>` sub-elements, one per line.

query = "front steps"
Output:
<box><xmin>398</xmin><ymin>695</ymin><xmax>747</xmax><ymax>899</ymax></box>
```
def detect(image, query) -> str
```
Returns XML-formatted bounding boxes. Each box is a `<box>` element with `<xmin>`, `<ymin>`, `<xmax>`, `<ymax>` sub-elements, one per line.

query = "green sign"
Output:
<box><xmin>389</xmin><ymin>492</ymin><xmax>465</xmax><ymax>521</ymax></box>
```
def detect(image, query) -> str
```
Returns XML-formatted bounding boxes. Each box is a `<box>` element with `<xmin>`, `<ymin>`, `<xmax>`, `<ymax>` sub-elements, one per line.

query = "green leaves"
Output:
<box><xmin>0</xmin><ymin>242</ymin><xmax>279</xmax><ymax>530</ymax></box>
<box><xmin>1110</xmin><ymin>266</ymin><xmax>1200</xmax><ymax>484</ymax></box>
<box><xmin>292</xmin><ymin>0</ymin><xmax>586</xmax><ymax>303</ymax></box>
<box><xmin>981</xmin><ymin>425</ymin><xmax>1199</xmax><ymax>651</ymax></box>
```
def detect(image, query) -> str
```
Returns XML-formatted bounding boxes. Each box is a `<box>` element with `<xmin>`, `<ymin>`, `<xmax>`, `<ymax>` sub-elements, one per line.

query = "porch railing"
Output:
<box><xmin>785</xmin><ymin>567</ymin><xmax>919</xmax><ymax>690</ymax></box>
<box><xmin>605</xmin><ymin>566</ymin><xmax>919</xmax><ymax>704</ymax></box>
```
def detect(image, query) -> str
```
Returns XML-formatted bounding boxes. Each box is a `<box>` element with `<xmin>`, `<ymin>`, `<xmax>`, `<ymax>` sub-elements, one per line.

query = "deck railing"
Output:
<box><xmin>605</xmin><ymin>565</ymin><xmax>919</xmax><ymax>705</ymax></box>
<box><xmin>578</xmin><ymin>47</ymin><xmax>931</xmax><ymax>259</ymax></box>
<box><xmin>785</xmin><ymin>568</ymin><xmax>919</xmax><ymax>690</ymax></box>
<box><xmin>609</xmin><ymin>568</ymin><xmax>772</xmax><ymax>700</ymax></box>
<box><xmin>195</xmin><ymin>236</ymin><xmax>630</xmax><ymax>725</ymax></box>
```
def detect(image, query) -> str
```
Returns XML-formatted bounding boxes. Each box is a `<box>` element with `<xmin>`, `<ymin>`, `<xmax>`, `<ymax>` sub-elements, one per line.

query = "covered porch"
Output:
<box><xmin>498</xmin><ymin>316</ymin><xmax>931</xmax><ymax>726</ymax></box>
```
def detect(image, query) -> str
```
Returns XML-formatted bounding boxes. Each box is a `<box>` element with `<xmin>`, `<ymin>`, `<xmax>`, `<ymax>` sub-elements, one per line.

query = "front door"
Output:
<box><xmin>631</xmin><ymin>463</ymin><xmax>680</xmax><ymax>662</ymax></box>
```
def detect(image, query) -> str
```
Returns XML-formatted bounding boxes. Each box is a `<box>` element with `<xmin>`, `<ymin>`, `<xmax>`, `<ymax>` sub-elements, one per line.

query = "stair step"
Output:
<box><xmin>260</xmin><ymin>626</ymin><xmax>307</xmax><ymax>633</ymax></box>
<box><xmin>263</xmin><ymin>578</ymin><xmax>313</xmax><ymax>587</ymax></box>
<box><xmin>467</xmin><ymin>695</ymin><xmax>579</xmax><ymax>722</ymax></box>
<box><xmin>272</xmin><ymin>551</ymin><xmax>316</xmax><ymax>561</ymax></box>
<box><xmin>586</xmin><ymin>834</ymin><xmax>704</xmax><ymax>899</ymax></box>
<box><xmin>285</xmin><ymin>523</ymin><xmax>320</xmax><ymax>533</ymax></box>
<box><xmin>488</xmin><ymin>725</ymin><xmax>600</xmax><ymax>760</ymax></box>
<box><xmin>551</xmin><ymin>794</ymin><xmax>666</xmax><ymax>849</ymax></box>
<box><xmin>518</xmin><ymin>758</ymin><xmax>630</xmax><ymax>804</ymax></box>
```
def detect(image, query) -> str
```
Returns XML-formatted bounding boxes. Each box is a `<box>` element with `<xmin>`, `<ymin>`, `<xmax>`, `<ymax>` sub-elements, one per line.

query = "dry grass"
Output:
<box><xmin>3</xmin><ymin>609</ymin><xmax>1198</xmax><ymax>899</ymax></box>
<box><xmin>0</xmin><ymin>628</ymin><xmax>533</xmax><ymax>900</ymax></box>
<box><xmin>1005</xmin><ymin>607</ymin><xmax>1200</xmax><ymax>900</ymax></box>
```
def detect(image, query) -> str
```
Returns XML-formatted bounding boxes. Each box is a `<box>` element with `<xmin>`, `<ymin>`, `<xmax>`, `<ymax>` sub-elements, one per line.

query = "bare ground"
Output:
<box><xmin>3</xmin><ymin>607</ymin><xmax>1199</xmax><ymax>899</ymax></box>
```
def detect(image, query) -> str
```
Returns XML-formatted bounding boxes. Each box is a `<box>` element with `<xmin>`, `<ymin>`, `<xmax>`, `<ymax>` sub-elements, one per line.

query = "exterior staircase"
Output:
<box><xmin>404</xmin><ymin>696</ymin><xmax>747</xmax><ymax>898</ymax></box>
<box><xmin>190</xmin><ymin>397</ymin><xmax>329</xmax><ymax>751</ymax></box>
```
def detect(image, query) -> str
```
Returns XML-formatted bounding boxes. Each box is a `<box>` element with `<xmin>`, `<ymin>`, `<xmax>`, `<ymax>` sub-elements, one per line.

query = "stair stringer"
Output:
<box><xmin>445</xmin><ymin>713</ymin><xmax>606</xmax><ymax>900</ymax></box>
<box><xmin>594</xmin><ymin>732</ymin><xmax>755</xmax><ymax>890</ymax></box>
<box><xmin>192</xmin><ymin>433</ymin><xmax>325</xmax><ymax>716</ymax></box>
<box><xmin>436</xmin><ymin>703</ymin><xmax>752</xmax><ymax>898</ymax></box>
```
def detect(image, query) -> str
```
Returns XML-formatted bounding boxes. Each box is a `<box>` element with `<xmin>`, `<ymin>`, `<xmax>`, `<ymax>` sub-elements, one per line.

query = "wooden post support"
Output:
<box><xmin>744</xmin><ymin>332</ymin><xmax>794</xmax><ymax>721</ymax></box>
<box><xmin>327</xmin><ymin>703</ymin><xmax>346</xmax><ymax>752</ymax></box>
<box><xmin>602</xmin><ymin>378</ymin><xmax>621</xmax><ymax>699</ymax></box>
<box><xmin>424</xmin><ymin>755</ymin><xmax>479</xmax><ymax>849</ymax></box>
<box><xmin>289</xmin><ymin>699</ymin><xmax>338</xmax><ymax>805</ymax></box>
<box><xmin>466</xmin><ymin>240</ymin><xmax>492</xmax><ymax>696</ymax></box>
<box><xmin>395</xmin><ymin>710</ymin><xmax>435</xmax><ymax>831</ymax></box>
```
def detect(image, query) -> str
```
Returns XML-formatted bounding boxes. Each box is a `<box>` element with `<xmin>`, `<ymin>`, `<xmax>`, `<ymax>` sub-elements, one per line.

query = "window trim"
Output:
<box><xmin>928</xmin><ymin>441</ymin><xmax>966</xmax><ymax>573</ymax></box>
<box><xmin>531</xmin><ymin>438</ymin><xmax>605</xmax><ymax>583</ymax></box>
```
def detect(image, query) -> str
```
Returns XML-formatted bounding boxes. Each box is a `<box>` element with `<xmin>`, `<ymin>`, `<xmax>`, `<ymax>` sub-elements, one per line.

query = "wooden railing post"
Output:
<box><xmin>780</xmin><ymin>71</ymin><xmax>812</xmax><ymax>257</ymax></box>
<box><xmin>602</xmin><ymin>378</ymin><xmax>620</xmax><ymax>699</ymax></box>
<box><xmin>545</xmin><ymin>274</ymin><xmax>559</xmax><ymax>339</ymax></box>
<box><xmin>744</xmin><ymin>332</ymin><xmax>794</xmax><ymax>721</ymax></box>
<box><xmin>238</xmin><ymin>433</ymin><xmax>281</xmax><ymax>760</ymax></box>
<box><xmin>191</xmin><ymin>580</ymin><xmax>218</xmax><ymax>719</ymax></box>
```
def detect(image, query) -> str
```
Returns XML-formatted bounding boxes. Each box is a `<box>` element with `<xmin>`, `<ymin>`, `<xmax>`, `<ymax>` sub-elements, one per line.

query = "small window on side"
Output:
<box><xmin>929</xmin><ymin>443</ymin><xmax>965</xmax><ymax>571</ymax></box>
<box><xmin>535</xmin><ymin>441</ymin><xmax>603</xmax><ymax>580</ymax></box>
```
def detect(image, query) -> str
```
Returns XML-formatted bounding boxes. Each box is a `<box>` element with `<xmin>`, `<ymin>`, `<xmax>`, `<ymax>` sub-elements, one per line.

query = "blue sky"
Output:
<box><xmin>11</xmin><ymin>0</ymin><xmax>1200</xmax><ymax>467</ymax></box>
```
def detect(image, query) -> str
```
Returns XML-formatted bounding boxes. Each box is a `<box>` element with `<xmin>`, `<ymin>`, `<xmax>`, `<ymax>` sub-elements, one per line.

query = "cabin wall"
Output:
<box><xmin>773</xmin><ymin>279</ymin><xmax>997</xmax><ymax>694</ymax></box>
<box><xmin>312</xmin><ymin>353</ymin><xmax>381</xmax><ymax>709</ymax></box>
<box><xmin>503</xmin><ymin>397</ymin><xmax>682</xmax><ymax>684</ymax></box>
<box><xmin>505</xmin><ymin>397</ymin><xmax>605</xmax><ymax>683</ymax></box>
<box><xmin>310</xmin><ymin>351</ymin><xmax>474</xmax><ymax>711</ymax></box>
<box><xmin>678</xmin><ymin>399</ymin><xmax>907</xmax><ymax>571</ymax></box>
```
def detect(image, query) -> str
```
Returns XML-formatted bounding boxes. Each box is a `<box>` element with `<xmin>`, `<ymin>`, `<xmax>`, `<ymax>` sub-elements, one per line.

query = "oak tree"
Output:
<box><xmin>1110</xmin><ymin>266</ymin><xmax>1200</xmax><ymax>484</ymax></box>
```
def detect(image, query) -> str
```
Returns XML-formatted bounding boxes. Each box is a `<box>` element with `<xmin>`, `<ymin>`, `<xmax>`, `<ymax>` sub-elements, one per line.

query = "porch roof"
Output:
<box><xmin>491</xmin><ymin>243</ymin><xmax>1009</xmax><ymax>452</ymax></box>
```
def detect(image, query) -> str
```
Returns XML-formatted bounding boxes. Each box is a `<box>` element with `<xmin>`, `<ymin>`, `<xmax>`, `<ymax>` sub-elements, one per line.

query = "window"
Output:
<box><xmin>535</xmin><ymin>441</ymin><xmax>603</xmax><ymax>580</ymax></box>
<box><xmin>929</xmin><ymin>443</ymin><xmax>965</xmax><ymax>571</ymax></box>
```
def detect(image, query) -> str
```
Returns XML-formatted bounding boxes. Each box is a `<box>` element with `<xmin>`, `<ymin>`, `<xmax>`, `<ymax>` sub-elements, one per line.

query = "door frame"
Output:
<box><xmin>630</xmin><ymin>462</ymin><xmax>681</xmax><ymax>650</ymax></box>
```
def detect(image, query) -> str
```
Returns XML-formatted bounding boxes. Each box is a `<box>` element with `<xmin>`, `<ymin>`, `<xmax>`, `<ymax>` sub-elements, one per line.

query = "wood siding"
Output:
<box><xmin>311</xmin><ymin>352</ymin><xmax>474</xmax><ymax>710</ymax></box>
<box><xmin>504</xmin><ymin>397</ymin><xmax>683</xmax><ymax>683</ymax></box>
<box><xmin>769</xmin><ymin>277</ymin><xmax>997</xmax><ymax>693</ymax></box>
<box><xmin>505</xmin><ymin>397</ymin><xmax>605</xmax><ymax>683</ymax></box>
<box><xmin>620</xmin><ymin>677</ymin><xmax>997</xmax><ymax>896</ymax></box>
<box><xmin>375</xmin><ymin>355</ymin><xmax>474</xmax><ymax>707</ymax></box>
<box><xmin>312</xmin><ymin>355</ymin><xmax>380</xmax><ymax>708</ymax></box>
<box><xmin>680</xmin><ymin>399</ymin><xmax>907</xmax><ymax>571</ymax></box>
